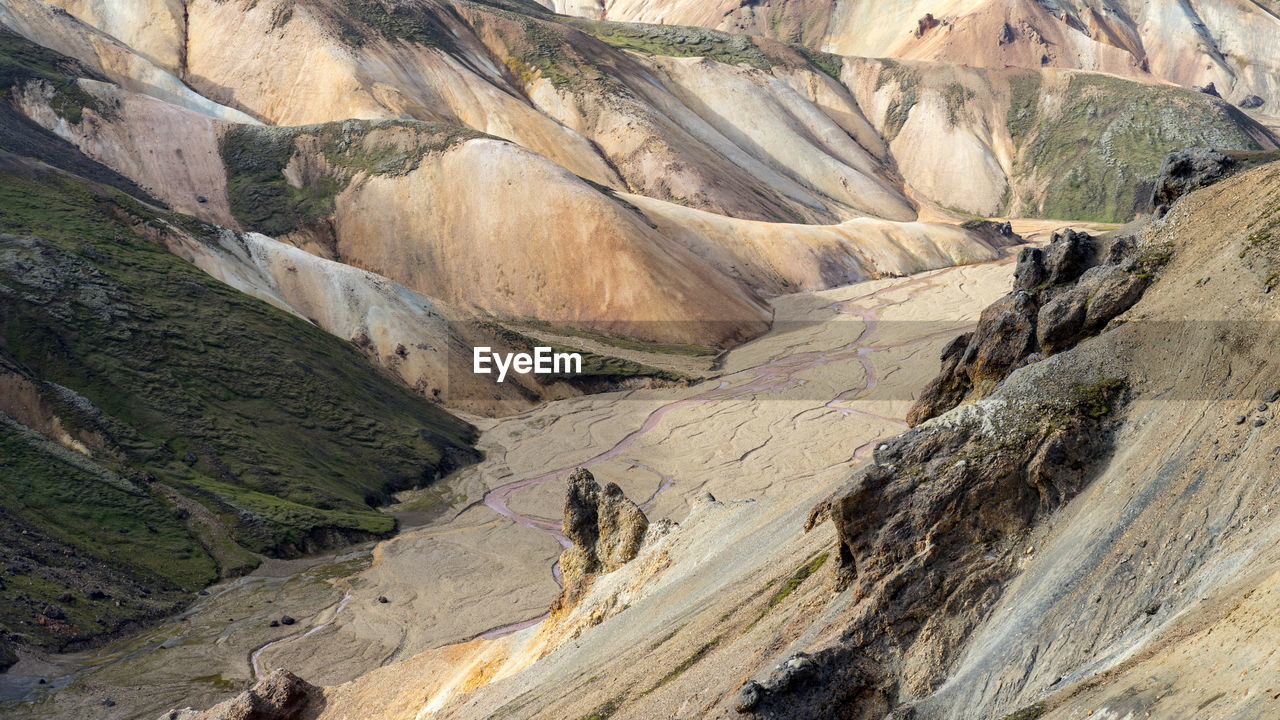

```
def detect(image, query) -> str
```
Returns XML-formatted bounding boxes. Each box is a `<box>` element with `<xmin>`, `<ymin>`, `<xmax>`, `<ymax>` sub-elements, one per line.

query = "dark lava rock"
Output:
<box><xmin>1013</xmin><ymin>247</ymin><xmax>1045</xmax><ymax>290</ymax></box>
<box><xmin>1041</xmin><ymin>228</ymin><xmax>1094</xmax><ymax>286</ymax></box>
<box><xmin>279</xmin><ymin>616</ymin><xmax>295</xmax><ymax>626</ymax></box>
<box><xmin>183</xmin><ymin>452</ymin><xmax>197</xmax><ymax>465</ymax></box>
<box><xmin>960</xmin><ymin>220</ymin><xmax>1022</xmax><ymax>249</ymax></box>
<box><xmin>1151</xmin><ymin>148</ymin><xmax>1235</xmax><ymax>218</ymax></box>
<box><xmin>1237</xmin><ymin>415</ymin><xmax>1249</xmax><ymax>425</ymax></box>
<box><xmin>196</xmin><ymin>195</ymin><xmax>208</xmax><ymax>203</ymax></box>
<box><xmin>997</xmin><ymin>21</ymin><xmax>1015</xmax><ymax>45</ymax></box>
<box><xmin>42</xmin><ymin>604</ymin><xmax>65</xmax><ymax>621</ymax></box>
<box><xmin>0</xmin><ymin>638</ymin><xmax>17</xmax><ymax>673</ymax></box>
<box><xmin>269</xmin><ymin>620</ymin><xmax>279</xmax><ymax>628</ymax></box>
<box><xmin>57</xmin><ymin>592</ymin><xmax>74</xmax><ymax>604</ymax></box>
<box><xmin>909</xmin><ymin>229</ymin><xmax>1158</xmax><ymax>426</ymax></box>
<box><xmin>915</xmin><ymin>12</ymin><xmax>940</xmax><ymax>36</ymax></box>
<box><xmin>1266</xmin><ymin>389</ymin><xmax>1280</xmax><ymax>403</ymax></box>
<box><xmin>735</xmin><ymin>680</ymin><xmax>764</xmax><ymax>713</ymax></box>
<box><xmin>788</xmin><ymin>371</ymin><xmax>1128</xmax><ymax>720</ymax></box>
<box><xmin>376</xmin><ymin>596</ymin><xmax>389</xmax><ymax>604</ymax></box>
<box><xmin>1239</xmin><ymin>95</ymin><xmax>1264</xmax><ymax>109</ymax></box>
<box><xmin>1255</xmin><ymin>418</ymin><xmax>1268</xmax><ymax>427</ymax></box>
<box><xmin>1195</xmin><ymin>81</ymin><xmax>1221</xmax><ymax>97</ymax></box>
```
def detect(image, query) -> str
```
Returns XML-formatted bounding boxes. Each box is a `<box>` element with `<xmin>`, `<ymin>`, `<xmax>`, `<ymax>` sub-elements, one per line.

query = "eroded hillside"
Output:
<box><xmin>554</xmin><ymin>0</ymin><xmax>1280</xmax><ymax>115</ymax></box>
<box><xmin>250</xmin><ymin>153</ymin><xmax>1280</xmax><ymax>720</ymax></box>
<box><xmin>1</xmin><ymin>0</ymin><xmax>1279</xmax><ymax>718</ymax></box>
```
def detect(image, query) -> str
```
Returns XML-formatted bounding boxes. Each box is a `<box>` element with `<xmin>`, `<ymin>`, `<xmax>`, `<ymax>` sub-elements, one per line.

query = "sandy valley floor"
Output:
<box><xmin>2</xmin><ymin>222</ymin><xmax>1084</xmax><ymax>720</ymax></box>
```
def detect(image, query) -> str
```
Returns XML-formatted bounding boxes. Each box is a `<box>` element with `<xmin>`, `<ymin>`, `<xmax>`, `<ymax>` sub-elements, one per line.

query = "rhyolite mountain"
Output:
<box><xmin>545</xmin><ymin>0</ymin><xmax>1280</xmax><ymax>114</ymax></box>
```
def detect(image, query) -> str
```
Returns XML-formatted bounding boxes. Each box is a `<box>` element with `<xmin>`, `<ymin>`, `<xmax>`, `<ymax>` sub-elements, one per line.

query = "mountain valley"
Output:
<box><xmin>0</xmin><ymin>0</ymin><xmax>1278</xmax><ymax>719</ymax></box>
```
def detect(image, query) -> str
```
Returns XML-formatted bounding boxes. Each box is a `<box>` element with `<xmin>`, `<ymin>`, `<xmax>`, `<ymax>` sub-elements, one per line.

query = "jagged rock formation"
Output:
<box><xmin>161</xmin><ymin>669</ymin><xmax>320</xmax><ymax>720</ymax></box>
<box><xmin>907</xmin><ymin>228</ymin><xmax>1159</xmax><ymax>425</ymax></box>
<box><xmin>1151</xmin><ymin>147</ymin><xmax>1280</xmax><ymax>218</ymax></box>
<box><xmin>558</xmin><ymin>468</ymin><xmax>650</xmax><ymax>592</ymax></box>
<box><xmin>750</xmin><ymin>371</ymin><xmax>1127</xmax><ymax>718</ymax></box>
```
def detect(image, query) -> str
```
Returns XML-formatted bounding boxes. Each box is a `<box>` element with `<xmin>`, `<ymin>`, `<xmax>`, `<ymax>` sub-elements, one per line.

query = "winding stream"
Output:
<box><xmin>247</xmin><ymin>248</ymin><xmax>1018</xmax><ymax>677</ymax></box>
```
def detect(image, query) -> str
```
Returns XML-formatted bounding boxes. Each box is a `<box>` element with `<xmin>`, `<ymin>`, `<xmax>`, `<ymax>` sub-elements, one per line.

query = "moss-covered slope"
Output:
<box><xmin>1013</xmin><ymin>72</ymin><xmax>1271</xmax><ymax>222</ymax></box>
<box><xmin>0</xmin><ymin>156</ymin><xmax>478</xmax><ymax>564</ymax></box>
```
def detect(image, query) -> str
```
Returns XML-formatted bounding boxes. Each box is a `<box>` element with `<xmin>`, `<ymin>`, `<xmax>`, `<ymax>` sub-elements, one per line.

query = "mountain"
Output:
<box><xmin>285</xmin><ymin>148</ymin><xmax>1280</xmax><ymax>720</ymax></box>
<box><xmin>1</xmin><ymin>0</ymin><xmax>1279</xmax><ymax>717</ymax></box>
<box><xmin>551</xmin><ymin>0</ymin><xmax>1280</xmax><ymax>114</ymax></box>
<box><xmin>0</xmin><ymin>88</ymin><xmax>477</xmax><ymax>656</ymax></box>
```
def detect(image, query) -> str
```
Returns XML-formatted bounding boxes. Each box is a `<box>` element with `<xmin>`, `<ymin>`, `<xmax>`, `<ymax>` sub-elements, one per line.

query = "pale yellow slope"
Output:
<box><xmin>332</xmin><ymin>138</ymin><xmax>773</xmax><ymax>345</ymax></box>
<box><xmin>0</xmin><ymin>0</ymin><xmax>256</xmax><ymax>122</ymax></box>
<box><xmin>184</xmin><ymin>0</ymin><xmax>621</xmax><ymax>186</ymax></box>
<box><xmin>626</xmin><ymin>192</ymin><xmax>1005</xmax><ymax>294</ymax></box>
<box><xmin>43</xmin><ymin>0</ymin><xmax>187</xmax><ymax>76</ymax></box>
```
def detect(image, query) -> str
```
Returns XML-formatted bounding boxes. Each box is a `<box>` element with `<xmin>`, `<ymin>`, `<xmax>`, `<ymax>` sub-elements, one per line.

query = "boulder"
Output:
<box><xmin>997</xmin><ymin>22</ymin><xmax>1016</xmax><ymax>45</ymax></box>
<box><xmin>958</xmin><ymin>290</ymin><xmax>1038</xmax><ymax>391</ymax></box>
<box><xmin>1012</xmin><ymin>247</ymin><xmax>1045</xmax><ymax>291</ymax></box>
<box><xmin>1151</xmin><ymin>148</ymin><xmax>1234</xmax><ymax>217</ymax></box>
<box><xmin>189</xmin><ymin>669</ymin><xmax>319</xmax><ymax>720</ymax></box>
<box><xmin>0</xmin><ymin>637</ymin><xmax>16</xmax><ymax>673</ymax></box>
<box><xmin>1040</xmin><ymin>228</ymin><xmax>1095</xmax><ymax>286</ymax></box>
<box><xmin>1239</xmin><ymin>95</ymin><xmax>1265</xmax><ymax>109</ymax></box>
<box><xmin>1194</xmin><ymin>82</ymin><xmax>1221</xmax><ymax>98</ymax></box>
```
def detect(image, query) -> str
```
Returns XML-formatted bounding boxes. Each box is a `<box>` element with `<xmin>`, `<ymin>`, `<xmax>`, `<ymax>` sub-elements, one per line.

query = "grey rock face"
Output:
<box><xmin>1151</xmin><ymin>148</ymin><xmax>1235</xmax><ymax>218</ymax></box>
<box><xmin>909</xmin><ymin>229</ymin><xmax>1157</xmax><ymax>425</ymax></box>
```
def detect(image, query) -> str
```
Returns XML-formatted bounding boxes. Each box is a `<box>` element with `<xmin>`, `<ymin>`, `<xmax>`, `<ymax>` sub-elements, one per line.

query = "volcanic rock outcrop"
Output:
<box><xmin>906</xmin><ymin>228</ymin><xmax>1159</xmax><ymax>425</ymax></box>
<box><xmin>558</xmin><ymin>468</ymin><xmax>650</xmax><ymax>592</ymax></box>
<box><xmin>1151</xmin><ymin>147</ymin><xmax>1280</xmax><ymax>218</ymax></box>
<box><xmin>162</xmin><ymin>669</ymin><xmax>320</xmax><ymax>720</ymax></box>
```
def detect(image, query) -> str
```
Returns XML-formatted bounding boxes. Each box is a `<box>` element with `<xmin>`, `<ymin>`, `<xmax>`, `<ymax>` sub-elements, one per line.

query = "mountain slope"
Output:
<box><xmin>843</xmin><ymin>57</ymin><xmax>1277</xmax><ymax>220</ymax></box>
<box><xmin>0</xmin><ymin>134</ymin><xmax>479</xmax><ymax>658</ymax></box>
<box><xmin>290</xmin><ymin>157</ymin><xmax>1280</xmax><ymax>720</ymax></box>
<box><xmin>567</xmin><ymin>0</ymin><xmax>1280</xmax><ymax>113</ymax></box>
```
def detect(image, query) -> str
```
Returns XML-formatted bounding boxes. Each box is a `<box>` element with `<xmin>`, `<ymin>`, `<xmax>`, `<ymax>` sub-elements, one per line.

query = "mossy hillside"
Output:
<box><xmin>875</xmin><ymin>60</ymin><xmax>921</xmax><ymax>142</ymax></box>
<box><xmin>220</xmin><ymin>119</ymin><xmax>489</xmax><ymax>237</ymax></box>
<box><xmin>0</xmin><ymin>417</ymin><xmax>217</xmax><ymax>650</ymax></box>
<box><xmin>572</xmin><ymin>21</ymin><xmax>774</xmax><ymax>70</ymax></box>
<box><xmin>1006</xmin><ymin>71</ymin><xmax>1043</xmax><ymax>144</ymax></box>
<box><xmin>0</xmin><ymin>165</ymin><xmax>478</xmax><ymax>557</ymax></box>
<box><xmin>327</xmin><ymin>0</ymin><xmax>464</xmax><ymax>51</ymax></box>
<box><xmin>0</xmin><ymin>27</ymin><xmax>108</xmax><ymax>126</ymax></box>
<box><xmin>569</xmin><ymin>18</ymin><xmax>842</xmax><ymax>82</ymax></box>
<box><xmin>1019</xmin><ymin>74</ymin><xmax>1269</xmax><ymax>222</ymax></box>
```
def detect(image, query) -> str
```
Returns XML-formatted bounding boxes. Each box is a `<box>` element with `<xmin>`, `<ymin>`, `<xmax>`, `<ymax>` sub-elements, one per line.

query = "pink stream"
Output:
<box><xmin>252</xmin><ymin>252</ymin><xmax>1014</xmax><ymax>670</ymax></box>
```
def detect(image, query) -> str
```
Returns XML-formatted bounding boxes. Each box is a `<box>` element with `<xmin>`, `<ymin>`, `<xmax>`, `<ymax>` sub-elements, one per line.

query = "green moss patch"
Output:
<box><xmin>220</xmin><ymin>120</ymin><xmax>490</xmax><ymax>237</ymax></box>
<box><xmin>0</xmin><ymin>28</ymin><xmax>108</xmax><ymax>125</ymax></box>
<box><xmin>0</xmin><ymin>164</ymin><xmax>477</xmax><ymax>560</ymax></box>
<box><xmin>1018</xmin><ymin>74</ymin><xmax>1268</xmax><ymax>222</ymax></box>
<box><xmin>649</xmin><ymin>637</ymin><xmax>720</xmax><ymax>692</ymax></box>
<box><xmin>997</xmin><ymin>703</ymin><xmax>1045</xmax><ymax>720</ymax></box>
